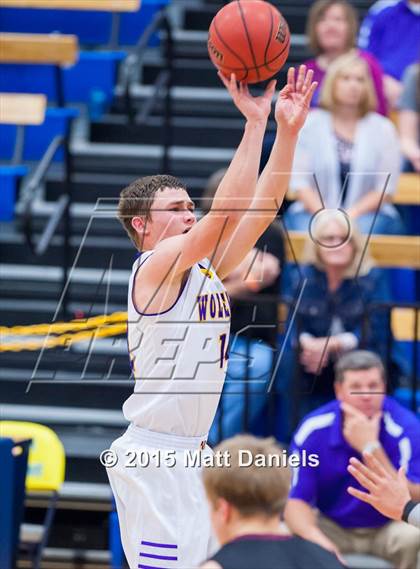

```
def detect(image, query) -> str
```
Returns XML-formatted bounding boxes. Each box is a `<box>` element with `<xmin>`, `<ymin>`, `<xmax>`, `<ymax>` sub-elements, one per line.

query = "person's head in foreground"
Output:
<box><xmin>320</xmin><ymin>52</ymin><xmax>378</xmax><ymax>117</ymax></box>
<box><xmin>118</xmin><ymin>174</ymin><xmax>196</xmax><ymax>251</ymax></box>
<box><xmin>334</xmin><ymin>349</ymin><xmax>386</xmax><ymax>418</ymax></box>
<box><xmin>201</xmin><ymin>435</ymin><xmax>344</xmax><ymax>569</ymax></box>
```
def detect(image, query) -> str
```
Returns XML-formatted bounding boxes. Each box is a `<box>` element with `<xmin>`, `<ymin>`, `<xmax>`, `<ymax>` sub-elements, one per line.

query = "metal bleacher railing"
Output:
<box><xmin>22</xmin><ymin>131</ymin><xmax>73</xmax><ymax>319</ymax></box>
<box><xmin>123</xmin><ymin>5</ymin><xmax>174</xmax><ymax>172</ymax></box>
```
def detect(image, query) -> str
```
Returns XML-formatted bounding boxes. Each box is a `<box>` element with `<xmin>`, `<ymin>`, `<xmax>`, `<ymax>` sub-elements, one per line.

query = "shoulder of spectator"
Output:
<box><xmin>363</xmin><ymin>112</ymin><xmax>400</xmax><ymax>142</ymax></box>
<box><xmin>358</xmin><ymin>48</ymin><xmax>383</xmax><ymax>71</ymax></box>
<box><xmin>358</xmin><ymin>267</ymin><xmax>391</xmax><ymax>298</ymax></box>
<box><xmin>291</xmin><ymin>401</ymin><xmax>338</xmax><ymax>450</ymax></box>
<box><xmin>402</xmin><ymin>62</ymin><xmax>419</xmax><ymax>82</ymax></box>
<box><xmin>370</xmin><ymin>1</ymin><xmax>401</xmax><ymax>26</ymax></box>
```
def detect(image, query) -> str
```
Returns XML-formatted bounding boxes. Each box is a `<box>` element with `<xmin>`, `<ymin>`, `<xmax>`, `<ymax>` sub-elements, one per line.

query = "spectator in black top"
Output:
<box><xmin>202</xmin><ymin>170</ymin><xmax>284</xmax><ymax>444</ymax></box>
<box><xmin>200</xmin><ymin>434</ymin><xmax>345</xmax><ymax>569</ymax></box>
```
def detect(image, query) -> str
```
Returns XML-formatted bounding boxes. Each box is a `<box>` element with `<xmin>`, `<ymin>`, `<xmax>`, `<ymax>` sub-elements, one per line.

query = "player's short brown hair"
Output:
<box><xmin>117</xmin><ymin>174</ymin><xmax>186</xmax><ymax>247</ymax></box>
<box><xmin>203</xmin><ymin>435</ymin><xmax>291</xmax><ymax>518</ymax></box>
<box><xmin>307</xmin><ymin>0</ymin><xmax>358</xmax><ymax>55</ymax></box>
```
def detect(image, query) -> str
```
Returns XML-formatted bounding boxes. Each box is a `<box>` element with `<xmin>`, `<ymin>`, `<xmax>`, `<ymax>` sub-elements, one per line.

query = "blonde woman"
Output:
<box><xmin>279</xmin><ymin>211</ymin><xmax>406</xmax><ymax>429</ymax></box>
<box><xmin>285</xmin><ymin>53</ymin><xmax>405</xmax><ymax>235</ymax></box>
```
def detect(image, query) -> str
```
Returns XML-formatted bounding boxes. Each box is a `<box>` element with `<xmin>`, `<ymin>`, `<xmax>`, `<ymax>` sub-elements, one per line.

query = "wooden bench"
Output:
<box><xmin>391</xmin><ymin>308</ymin><xmax>420</xmax><ymax>342</ymax></box>
<box><xmin>0</xmin><ymin>0</ymin><xmax>140</xmax><ymax>10</ymax></box>
<box><xmin>394</xmin><ymin>173</ymin><xmax>420</xmax><ymax>205</ymax></box>
<box><xmin>286</xmin><ymin>174</ymin><xmax>419</xmax><ymax>206</ymax></box>
<box><xmin>0</xmin><ymin>92</ymin><xmax>47</xmax><ymax>163</ymax></box>
<box><xmin>285</xmin><ymin>232</ymin><xmax>420</xmax><ymax>269</ymax></box>
<box><xmin>0</xmin><ymin>92</ymin><xmax>46</xmax><ymax>125</ymax></box>
<box><xmin>0</xmin><ymin>32</ymin><xmax>78</xmax><ymax>65</ymax></box>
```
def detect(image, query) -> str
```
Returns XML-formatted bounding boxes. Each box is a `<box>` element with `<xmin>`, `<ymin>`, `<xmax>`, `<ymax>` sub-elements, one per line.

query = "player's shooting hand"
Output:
<box><xmin>218</xmin><ymin>71</ymin><xmax>276</xmax><ymax>123</ymax></box>
<box><xmin>275</xmin><ymin>65</ymin><xmax>317</xmax><ymax>135</ymax></box>
<box><xmin>347</xmin><ymin>454</ymin><xmax>411</xmax><ymax>521</ymax></box>
<box><xmin>341</xmin><ymin>402</ymin><xmax>382</xmax><ymax>453</ymax></box>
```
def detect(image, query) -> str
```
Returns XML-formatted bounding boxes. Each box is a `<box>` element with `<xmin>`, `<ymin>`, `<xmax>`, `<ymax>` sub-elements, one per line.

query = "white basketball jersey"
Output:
<box><xmin>123</xmin><ymin>251</ymin><xmax>231</xmax><ymax>437</ymax></box>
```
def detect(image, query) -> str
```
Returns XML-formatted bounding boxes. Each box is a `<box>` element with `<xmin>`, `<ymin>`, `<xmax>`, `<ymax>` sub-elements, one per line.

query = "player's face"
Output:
<box><xmin>148</xmin><ymin>187</ymin><xmax>196</xmax><ymax>245</ymax></box>
<box><xmin>335</xmin><ymin>367</ymin><xmax>385</xmax><ymax>417</ymax></box>
<box><xmin>316</xmin><ymin>4</ymin><xmax>350</xmax><ymax>53</ymax></box>
<box><xmin>333</xmin><ymin>64</ymin><xmax>368</xmax><ymax>109</ymax></box>
<box><xmin>317</xmin><ymin>220</ymin><xmax>355</xmax><ymax>269</ymax></box>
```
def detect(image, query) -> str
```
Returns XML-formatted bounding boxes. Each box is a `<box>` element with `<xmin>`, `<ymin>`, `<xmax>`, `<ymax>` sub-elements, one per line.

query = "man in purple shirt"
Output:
<box><xmin>284</xmin><ymin>350</ymin><xmax>420</xmax><ymax>569</ymax></box>
<box><xmin>362</xmin><ymin>0</ymin><xmax>420</xmax><ymax>108</ymax></box>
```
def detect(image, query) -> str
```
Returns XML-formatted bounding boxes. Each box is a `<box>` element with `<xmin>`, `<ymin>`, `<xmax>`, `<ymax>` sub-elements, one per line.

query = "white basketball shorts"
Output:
<box><xmin>106</xmin><ymin>424</ymin><xmax>218</xmax><ymax>569</ymax></box>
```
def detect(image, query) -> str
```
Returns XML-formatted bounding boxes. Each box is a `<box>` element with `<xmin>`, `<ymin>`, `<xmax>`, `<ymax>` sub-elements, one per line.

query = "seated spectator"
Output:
<box><xmin>202</xmin><ymin>170</ymin><xmax>284</xmax><ymax>444</ymax></box>
<box><xmin>201</xmin><ymin>434</ymin><xmax>344</xmax><ymax>569</ymax></box>
<box><xmin>304</xmin><ymin>0</ymin><xmax>387</xmax><ymax>115</ymax></box>
<box><xmin>360</xmin><ymin>0</ymin><xmax>420</xmax><ymax>108</ymax></box>
<box><xmin>284</xmin><ymin>52</ymin><xmax>405</xmax><ymax>235</ymax></box>
<box><xmin>358</xmin><ymin>1</ymin><xmax>398</xmax><ymax>49</ymax></box>
<box><xmin>279</xmin><ymin>211</ymin><xmax>407</xmax><ymax>430</ymax></box>
<box><xmin>284</xmin><ymin>350</ymin><xmax>420</xmax><ymax>569</ymax></box>
<box><xmin>398</xmin><ymin>63</ymin><xmax>420</xmax><ymax>172</ymax></box>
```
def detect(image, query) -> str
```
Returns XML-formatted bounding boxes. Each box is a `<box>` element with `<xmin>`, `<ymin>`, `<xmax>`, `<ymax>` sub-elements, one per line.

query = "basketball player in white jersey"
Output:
<box><xmin>107</xmin><ymin>66</ymin><xmax>316</xmax><ymax>568</ymax></box>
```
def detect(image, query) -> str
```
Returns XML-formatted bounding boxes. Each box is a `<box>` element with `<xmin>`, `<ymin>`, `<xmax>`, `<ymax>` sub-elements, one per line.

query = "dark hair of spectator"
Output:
<box><xmin>117</xmin><ymin>175</ymin><xmax>187</xmax><ymax>247</ymax></box>
<box><xmin>307</xmin><ymin>0</ymin><xmax>359</xmax><ymax>55</ymax></box>
<box><xmin>334</xmin><ymin>350</ymin><xmax>386</xmax><ymax>384</ymax></box>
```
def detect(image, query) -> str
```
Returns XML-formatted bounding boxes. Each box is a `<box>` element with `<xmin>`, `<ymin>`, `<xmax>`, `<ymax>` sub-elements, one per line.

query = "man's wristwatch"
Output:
<box><xmin>402</xmin><ymin>500</ymin><xmax>417</xmax><ymax>523</ymax></box>
<box><xmin>362</xmin><ymin>441</ymin><xmax>381</xmax><ymax>454</ymax></box>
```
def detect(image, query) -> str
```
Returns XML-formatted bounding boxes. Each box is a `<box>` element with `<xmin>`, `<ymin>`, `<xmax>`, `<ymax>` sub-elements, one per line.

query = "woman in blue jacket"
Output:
<box><xmin>278</xmin><ymin>210</ymin><xmax>406</xmax><ymax>437</ymax></box>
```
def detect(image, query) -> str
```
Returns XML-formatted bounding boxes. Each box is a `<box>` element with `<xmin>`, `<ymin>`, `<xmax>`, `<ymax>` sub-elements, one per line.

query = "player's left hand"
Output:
<box><xmin>275</xmin><ymin>65</ymin><xmax>317</xmax><ymax>135</ymax></box>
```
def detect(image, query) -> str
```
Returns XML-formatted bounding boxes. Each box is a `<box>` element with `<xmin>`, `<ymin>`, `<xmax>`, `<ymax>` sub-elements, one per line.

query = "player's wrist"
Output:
<box><xmin>245</xmin><ymin>117</ymin><xmax>268</xmax><ymax>130</ymax></box>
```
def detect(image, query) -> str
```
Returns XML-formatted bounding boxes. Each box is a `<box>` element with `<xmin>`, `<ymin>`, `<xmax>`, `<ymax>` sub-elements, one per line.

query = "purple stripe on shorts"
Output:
<box><xmin>138</xmin><ymin>564</ymin><xmax>169</xmax><ymax>569</ymax></box>
<box><xmin>141</xmin><ymin>541</ymin><xmax>178</xmax><ymax>549</ymax></box>
<box><xmin>140</xmin><ymin>552</ymin><xmax>177</xmax><ymax>561</ymax></box>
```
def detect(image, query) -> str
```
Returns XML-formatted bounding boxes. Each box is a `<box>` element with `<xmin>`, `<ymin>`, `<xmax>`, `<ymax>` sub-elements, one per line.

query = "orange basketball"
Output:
<box><xmin>208</xmin><ymin>0</ymin><xmax>290</xmax><ymax>84</ymax></box>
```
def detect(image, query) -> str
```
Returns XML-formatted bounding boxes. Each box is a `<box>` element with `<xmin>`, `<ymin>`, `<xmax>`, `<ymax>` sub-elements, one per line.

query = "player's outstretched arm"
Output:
<box><xmin>138</xmin><ymin>74</ymin><xmax>276</xmax><ymax>287</ymax></box>
<box><xmin>213</xmin><ymin>65</ymin><xmax>317</xmax><ymax>280</ymax></box>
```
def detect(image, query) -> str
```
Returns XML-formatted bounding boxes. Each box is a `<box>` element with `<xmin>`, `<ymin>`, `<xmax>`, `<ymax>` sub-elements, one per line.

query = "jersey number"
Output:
<box><xmin>219</xmin><ymin>333</ymin><xmax>229</xmax><ymax>368</ymax></box>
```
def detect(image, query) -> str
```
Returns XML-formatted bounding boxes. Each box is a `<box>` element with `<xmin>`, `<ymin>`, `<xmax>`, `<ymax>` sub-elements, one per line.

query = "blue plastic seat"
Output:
<box><xmin>0</xmin><ymin>51</ymin><xmax>125</xmax><ymax>105</ymax></box>
<box><xmin>0</xmin><ymin>108</ymin><xmax>79</xmax><ymax>163</ymax></box>
<box><xmin>0</xmin><ymin>7</ymin><xmax>112</xmax><ymax>45</ymax></box>
<box><xmin>119</xmin><ymin>0</ymin><xmax>169</xmax><ymax>45</ymax></box>
<box><xmin>0</xmin><ymin>0</ymin><xmax>169</xmax><ymax>46</ymax></box>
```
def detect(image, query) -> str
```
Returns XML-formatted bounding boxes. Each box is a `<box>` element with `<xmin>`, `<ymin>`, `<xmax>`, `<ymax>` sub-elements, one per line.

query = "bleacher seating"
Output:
<box><xmin>0</xmin><ymin>92</ymin><xmax>46</xmax><ymax>220</ymax></box>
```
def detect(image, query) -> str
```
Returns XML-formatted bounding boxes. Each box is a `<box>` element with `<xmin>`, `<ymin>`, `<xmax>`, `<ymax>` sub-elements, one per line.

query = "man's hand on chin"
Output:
<box><xmin>341</xmin><ymin>402</ymin><xmax>382</xmax><ymax>454</ymax></box>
